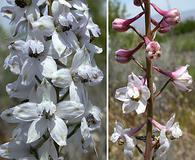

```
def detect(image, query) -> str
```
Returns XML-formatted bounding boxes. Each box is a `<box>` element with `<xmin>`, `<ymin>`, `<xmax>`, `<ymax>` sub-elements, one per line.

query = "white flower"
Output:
<box><xmin>152</xmin><ymin>114</ymin><xmax>182</xmax><ymax>159</ymax></box>
<box><xmin>170</xmin><ymin>65</ymin><xmax>192</xmax><ymax>92</ymax></box>
<box><xmin>1</xmin><ymin>80</ymin><xmax>85</xmax><ymax>146</ymax></box>
<box><xmin>71</xmin><ymin>47</ymin><xmax>104</xmax><ymax>86</ymax></box>
<box><xmin>1</xmin><ymin>0</ymin><xmax>42</xmax><ymax>36</ymax></box>
<box><xmin>70</xmin><ymin>81</ymin><xmax>102</xmax><ymax>151</ymax></box>
<box><xmin>115</xmin><ymin>73</ymin><xmax>150</xmax><ymax>114</ymax></box>
<box><xmin>1</xmin><ymin>0</ymin><xmax>103</xmax><ymax>158</ymax></box>
<box><xmin>110</xmin><ymin>121</ymin><xmax>136</xmax><ymax>159</ymax></box>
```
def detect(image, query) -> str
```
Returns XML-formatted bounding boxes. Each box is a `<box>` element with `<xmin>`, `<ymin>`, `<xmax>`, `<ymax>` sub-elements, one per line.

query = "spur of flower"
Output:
<box><xmin>1</xmin><ymin>79</ymin><xmax>85</xmax><ymax>146</ymax></box>
<box><xmin>115</xmin><ymin>73</ymin><xmax>150</xmax><ymax>114</ymax></box>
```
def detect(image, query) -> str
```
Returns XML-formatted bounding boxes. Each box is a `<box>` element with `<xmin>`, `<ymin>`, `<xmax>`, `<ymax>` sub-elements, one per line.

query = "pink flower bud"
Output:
<box><xmin>151</xmin><ymin>3</ymin><xmax>180</xmax><ymax>26</ymax></box>
<box><xmin>115</xmin><ymin>42</ymin><xmax>144</xmax><ymax>63</ymax></box>
<box><xmin>144</xmin><ymin>37</ymin><xmax>161</xmax><ymax>60</ymax></box>
<box><xmin>112</xmin><ymin>12</ymin><xmax>144</xmax><ymax>32</ymax></box>
<box><xmin>115</xmin><ymin>56</ymin><xmax>130</xmax><ymax>63</ymax></box>
<box><xmin>152</xmin><ymin>18</ymin><xmax>172</xmax><ymax>33</ymax></box>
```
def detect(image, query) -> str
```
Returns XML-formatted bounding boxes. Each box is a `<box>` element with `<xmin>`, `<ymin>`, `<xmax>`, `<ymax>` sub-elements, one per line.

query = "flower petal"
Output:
<box><xmin>38</xmin><ymin>139</ymin><xmax>58</xmax><ymax>160</ymax></box>
<box><xmin>56</xmin><ymin>101</ymin><xmax>84</xmax><ymax>120</ymax></box>
<box><xmin>136</xmin><ymin>98</ymin><xmax>147</xmax><ymax>114</ymax></box>
<box><xmin>52</xmin><ymin>31</ymin><xmax>67</xmax><ymax>57</ymax></box>
<box><xmin>80</xmin><ymin>117</ymin><xmax>93</xmax><ymax>150</ymax></box>
<box><xmin>51</xmin><ymin>68</ymin><xmax>72</xmax><ymax>88</ymax></box>
<box><xmin>40</xmin><ymin>56</ymin><xmax>57</xmax><ymax>79</ymax></box>
<box><xmin>37</xmin><ymin>79</ymin><xmax>57</xmax><ymax>103</ymax></box>
<box><xmin>124</xmin><ymin>134</ymin><xmax>136</xmax><ymax>160</ymax></box>
<box><xmin>122</xmin><ymin>100</ymin><xmax>139</xmax><ymax>114</ymax></box>
<box><xmin>48</xmin><ymin>117</ymin><xmax>68</xmax><ymax>146</ymax></box>
<box><xmin>1</xmin><ymin>108</ymin><xmax>22</xmax><ymax>123</ymax></box>
<box><xmin>13</xmin><ymin>102</ymin><xmax>39</xmax><ymax>121</ymax></box>
<box><xmin>165</xmin><ymin>114</ymin><xmax>175</xmax><ymax>129</ymax></box>
<box><xmin>115</xmin><ymin>87</ymin><xmax>128</xmax><ymax>102</ymax></box>
<box><xmin>27</xmin><ymin>118</ymin><xmax>48</xmax><ymax>143</ymax></box>
<box><xmin>169</xmin><ymin>122</ymin><xmax>182</xmax><ymax>138</ymax></box>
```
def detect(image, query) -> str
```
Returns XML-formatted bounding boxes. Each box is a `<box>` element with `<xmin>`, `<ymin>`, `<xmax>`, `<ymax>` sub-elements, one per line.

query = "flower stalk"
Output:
<box><xmin>144</xmin><ymin>0</ymin><xmax>154</xmax><ymax>159</ymax></box>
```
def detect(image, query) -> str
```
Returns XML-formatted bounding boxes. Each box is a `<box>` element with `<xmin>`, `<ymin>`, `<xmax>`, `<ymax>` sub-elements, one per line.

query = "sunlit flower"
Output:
<box><xmin>115</xmin><ymin>73</ymin><xmax>150</xmax><ymax>114</ymax></box>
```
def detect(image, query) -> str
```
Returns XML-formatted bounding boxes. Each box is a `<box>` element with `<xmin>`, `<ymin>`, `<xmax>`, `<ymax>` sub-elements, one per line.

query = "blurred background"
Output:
<box><xmin>0</xmin><ymin>0</ymin><xmax>106</xmax><ymax>160</ymax></box>
<box><xmin>109</xmin><ymin>0</ymin><xmax>195</xmax><ymax>160</ymax></box>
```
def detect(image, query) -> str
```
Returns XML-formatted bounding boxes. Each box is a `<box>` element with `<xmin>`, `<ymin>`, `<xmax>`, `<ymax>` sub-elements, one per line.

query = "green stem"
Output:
<box><xmin>144</xmin><ymin>1</ymin><xmax>154</xmax><ymax>160</ymax></box>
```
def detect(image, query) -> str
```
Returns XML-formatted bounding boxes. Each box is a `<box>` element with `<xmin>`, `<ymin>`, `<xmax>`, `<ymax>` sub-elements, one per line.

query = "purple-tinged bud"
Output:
<box><xmin>151</xmin><ymin>18</ymin><xmax>172</xmax><ymax>33</ymax></box>
<box><xmin>115</xmin><ymin>42</ymin><xmax>144</xmax><ymax>63</ymax></box>
<box><xmin>112</xmin><ymin>12</ymin><xmax>144</xmax><ymax>32</ymax></box>
<box><xmin>151</xmin><ymin>3</ymin><xmax>180</xmax><ymax>25</ymax></box>
<box><xmin>144</xmin><ymin>37</ymin><xmax>161</xmax><ymax>60</ymax></box>
<box><xmin>115</xmin><ymin>56</ymin><xmax>130</xmax><ymax>64</ymax></box>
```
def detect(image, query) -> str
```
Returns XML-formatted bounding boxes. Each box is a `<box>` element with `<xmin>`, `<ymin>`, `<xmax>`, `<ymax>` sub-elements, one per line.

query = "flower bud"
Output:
<box><xmin>115</xmin><ymin>42</ymin><xmax>144</xmax><ymax>63</ymax></box>
<box><xmin>112</xmin><ymin>12</ymin><xmax>144</xmax><ymax>32</ymax></box>
<box><xmin>115</xmin><ymin>56</ymin><xmax>130</xmax><ymax>63</ymax></box>
<box><xmin>144</xmin><ymin>37</ymin><xmax>161</xmax><ymax>60</ymax></box>
<box><xmin>151</xmin><ymin>3</ymin><xmax>180</xmax><ymax>26</ymax></box>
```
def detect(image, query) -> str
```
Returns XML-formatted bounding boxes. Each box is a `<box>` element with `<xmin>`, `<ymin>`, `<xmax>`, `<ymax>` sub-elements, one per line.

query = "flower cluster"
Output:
<box><xmin>111</xmin><ymin>1</ymin><xmax>192</xmax><ymax>160</ymax></box>
<box><xmin>0</xmin><ymin>0</ymin><xmax>103</xmax><ymax>159</ymax></box>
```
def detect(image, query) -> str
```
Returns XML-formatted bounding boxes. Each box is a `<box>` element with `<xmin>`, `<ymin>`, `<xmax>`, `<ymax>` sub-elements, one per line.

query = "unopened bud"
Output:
<box><xmin>145</xmin><ymin>37</ymin><xmax>161</xmax><ymax>60</ymax></box>
<box><xmin>151</xmin><ymin>3</ymin><xmax>180</xmax><ymax>26</ymax></box>
<box><xmin>112</xmin><ymin>12</ymin><xmax>144</xmax><ymax>32</ymax></box>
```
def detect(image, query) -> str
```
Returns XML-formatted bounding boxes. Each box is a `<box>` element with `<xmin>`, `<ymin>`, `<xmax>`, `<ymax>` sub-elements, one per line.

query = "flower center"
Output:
<box><xmin>117</xmin><ymin>137</ymin><xmax>125</xmax><ymax>145</ymax></box>
<box><xmin>15</xmin><ymin>0</ymin><xmax>32</xmax><ymax>8</ymax></box>
<box><xmin>129</xmin><ymin>87</ymin><xmax>141</xmax><ymax>102</ymax></box>
<box><xmin>55</xmin><ymin>22</ymin><xmax>72</xmax><ymax>33</ymax></box>
<box><xmin>86</xmin><ymin>113</ymin><xmax>96</xmax><ymax>127</ymax></box>
<box><xmin>39</xmin><ymin>102</ymin><xmax>57</xmax><ymax>119</ymax></box>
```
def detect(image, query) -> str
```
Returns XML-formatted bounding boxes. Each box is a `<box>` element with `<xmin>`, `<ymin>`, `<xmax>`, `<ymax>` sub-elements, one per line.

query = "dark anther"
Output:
<box><xmin>15</xmin><ymin>0</ymin><xmax>29</xmax><ymax>8</ymax></box>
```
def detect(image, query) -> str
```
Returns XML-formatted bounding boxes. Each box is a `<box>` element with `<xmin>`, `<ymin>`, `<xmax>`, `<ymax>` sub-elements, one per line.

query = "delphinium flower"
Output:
<box><xmin>111</xmin><ymin>1</ymin><xmax>192</xmax><ymax>160</ymax></box>
<box><xmin>0</xmin><ymin>0</ymin><xmax>104</xmax><ymax>159</ymax></box>
<box><xmin>115</xmin><ymin>73</ymin><xmax>150</xmax><ymax>114</ymax></box>
<box><xmin>150</xmin><ymin>114</ymin><xmax>182</xmax><ymax>159</ymax></box>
